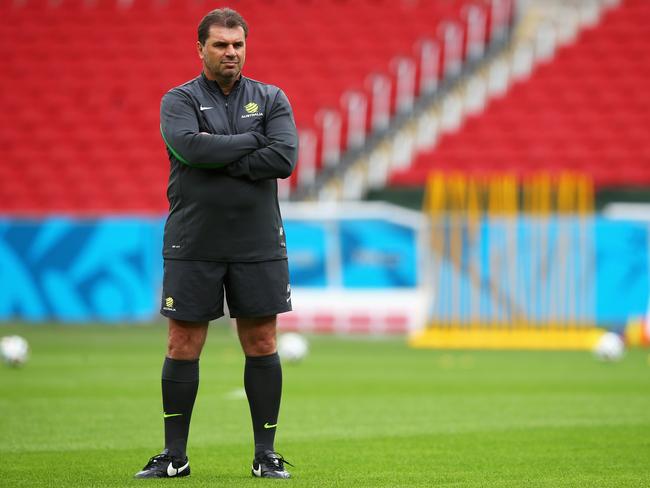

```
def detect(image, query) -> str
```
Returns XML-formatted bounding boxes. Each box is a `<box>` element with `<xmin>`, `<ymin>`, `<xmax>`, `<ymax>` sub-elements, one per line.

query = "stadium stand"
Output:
<box><xmin>0</xmin><ymin>0</ymin><xmax>501</xmax><ymax>214</ymax></box>
<box><xmin>390</xmin><ymin>0</ymin><xmax>650</xmax><ymax>187</ymax></box>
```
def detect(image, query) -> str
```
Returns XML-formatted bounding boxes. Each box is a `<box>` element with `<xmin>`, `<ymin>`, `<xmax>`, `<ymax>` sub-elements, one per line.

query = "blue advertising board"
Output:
<box><xmin>0</xmin><ymin>212</ymin><xmax>647</xmax><ymax>325</ymax></box>
<box><xmin>0</xmin><ymin>218</ymin><xmax>163</xmax><ymax>322</ymax></box>
<box><xmin>339</xmin><ymin>219</ymin><xmax>418</xmax><ymax>288</ymax></box>
<box><xmin>284</xmin><ymin>218</ymin><xmax>420</xmax><ymax>288</ymax></box>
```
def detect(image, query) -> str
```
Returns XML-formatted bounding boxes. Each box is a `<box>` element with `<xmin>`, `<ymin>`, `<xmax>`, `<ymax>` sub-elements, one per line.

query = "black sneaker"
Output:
<box><xmin>134</xmin><ymin>451</ymin><xmax>190</xmax><ymax>478</ymax></box>
<box><xmin>251</xmin><ymin>450</ymin><xmax>293</xmax><ymax>479</ymax></box>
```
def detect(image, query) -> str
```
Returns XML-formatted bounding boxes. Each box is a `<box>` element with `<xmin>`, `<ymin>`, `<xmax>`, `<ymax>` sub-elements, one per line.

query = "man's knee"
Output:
<box><xmin>237</xmin><ymin>316</ymin><xmax>277</xmax><ymax>356</ymax></box>
<box><xmin>167</xmin><ymin>319</ymin><xmax>208</xmax><ymax>359</ymax></box>
<box><xmin>247</xmin><ymin>334</ymin><xmax>276</xmax><ymax>356</ymax></box>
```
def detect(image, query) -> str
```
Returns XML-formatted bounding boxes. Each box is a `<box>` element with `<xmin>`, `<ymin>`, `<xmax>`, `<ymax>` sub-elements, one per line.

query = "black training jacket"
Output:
<box><xmin>160</xmin><ymin>73</ymin><xmax>298</xmax><ymax>262</ymax></box>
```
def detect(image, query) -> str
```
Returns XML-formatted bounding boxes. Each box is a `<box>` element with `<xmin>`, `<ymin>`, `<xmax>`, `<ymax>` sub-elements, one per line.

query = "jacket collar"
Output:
<box><xmin>199</xmin><ymin>72</ymin><xmax>245</xmax><ymax>96</ymax></box>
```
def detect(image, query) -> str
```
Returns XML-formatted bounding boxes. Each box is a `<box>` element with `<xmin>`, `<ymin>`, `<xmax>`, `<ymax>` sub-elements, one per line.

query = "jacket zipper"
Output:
<box><xmin>225</xmin><ymin>97</ymin><xmax>234</xmax><ymax>134</ymax></box>
<box><xmin>224</xmin><ymin>81</ymin><xmax>241</xmax><ymax>134</ymax></box>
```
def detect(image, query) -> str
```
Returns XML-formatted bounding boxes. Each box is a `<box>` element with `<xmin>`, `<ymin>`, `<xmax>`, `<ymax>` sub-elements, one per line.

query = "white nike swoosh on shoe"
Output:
<box><xmin>252</xmin><ymin>463</ymin><xmax>262</xmax><ymax>477</ymax></box>
<box><xmin>167</xmin><ymin>460</ymin><xmax>189</xmax><ymax>477</ymax></box>
<box><xmin>199</xmin><ymin>105</ymin><xmax>213</xmax><ymax>111</ymax></box>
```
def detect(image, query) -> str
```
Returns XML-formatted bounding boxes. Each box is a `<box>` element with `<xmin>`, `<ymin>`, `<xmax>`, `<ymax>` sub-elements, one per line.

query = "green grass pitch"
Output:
<box><xmin>1</xmin><ymin>323</ymin><xmax>649</xmax><ymax>487</ymax></box>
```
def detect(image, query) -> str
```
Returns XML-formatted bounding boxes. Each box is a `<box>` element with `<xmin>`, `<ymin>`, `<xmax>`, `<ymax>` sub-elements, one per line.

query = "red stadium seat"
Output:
<box><xmin>392</xmin><ymin>0</ymin><xmax>650</xmax><ymax>188</ymax></box>
<box><xmin>1</xmin><ymin>0</ymin><xmax>483</xmax><ymax>213</ymax></box>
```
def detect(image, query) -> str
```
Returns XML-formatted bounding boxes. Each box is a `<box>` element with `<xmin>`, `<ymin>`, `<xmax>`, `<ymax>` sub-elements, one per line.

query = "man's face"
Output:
<box><xmin>198</xmin><ymin>25</ymin><xmax>246</xmax><ymax>83</ymax></box>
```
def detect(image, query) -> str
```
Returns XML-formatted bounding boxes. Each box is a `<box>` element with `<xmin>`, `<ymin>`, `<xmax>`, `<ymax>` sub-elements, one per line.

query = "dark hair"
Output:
<box><xmin>198</xmin><ymin>8</ymin><xmax>249</xmax><ymax>44</ymax></box>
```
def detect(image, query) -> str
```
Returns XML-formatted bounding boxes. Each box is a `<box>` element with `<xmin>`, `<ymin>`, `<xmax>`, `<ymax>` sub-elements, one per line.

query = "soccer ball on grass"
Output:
<box><xmin>1</xmin><ymin>335</ymin><xmax>29</xmax><ymax>367</ymax></box>
<box><xmin>277</xmin><ymin>332</ymin><xmax>308</xmax><ymax>363</ymax></box>
<box><xmin>592</xmin><ymin>332</ymin><xmax>625</xmax><ymax>362</ymax></box>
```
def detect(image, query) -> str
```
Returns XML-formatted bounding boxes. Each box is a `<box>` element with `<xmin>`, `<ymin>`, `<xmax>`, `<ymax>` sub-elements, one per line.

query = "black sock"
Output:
<box><xmin>161</xmin><ymin>357</ymin><xmax>199</xmax><ymax>459</ymax></box>
<box><xmin>244</xmin><ymin>353</ymin><xmax>282</xmax><ymax>457</ymax></box>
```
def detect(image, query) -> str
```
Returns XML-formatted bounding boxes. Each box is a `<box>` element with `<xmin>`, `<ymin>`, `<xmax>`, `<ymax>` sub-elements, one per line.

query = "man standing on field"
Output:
<box><xmin>134</xmin><ymin>7</ymin><xmax>297</xmax><ymax>480</ymax></box>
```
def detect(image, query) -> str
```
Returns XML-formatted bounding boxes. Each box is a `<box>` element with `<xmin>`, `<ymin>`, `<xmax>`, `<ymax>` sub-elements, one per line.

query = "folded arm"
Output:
<box><xmin>160</xmin><ymin>90</ymin><xmax>266</xmax><ymax>169</ymax></box>
<box><xmin>224</xmin><ymin>89</ymin><xmax>298</xmax><ymax>180</ymax></box>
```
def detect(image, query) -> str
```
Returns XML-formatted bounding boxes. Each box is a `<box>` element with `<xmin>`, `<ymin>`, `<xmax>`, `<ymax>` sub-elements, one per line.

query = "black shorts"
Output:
<box><xmin>160</xmin><ymin>259</ymin><xmax>292</xmax><ymax>322</ymax></box>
